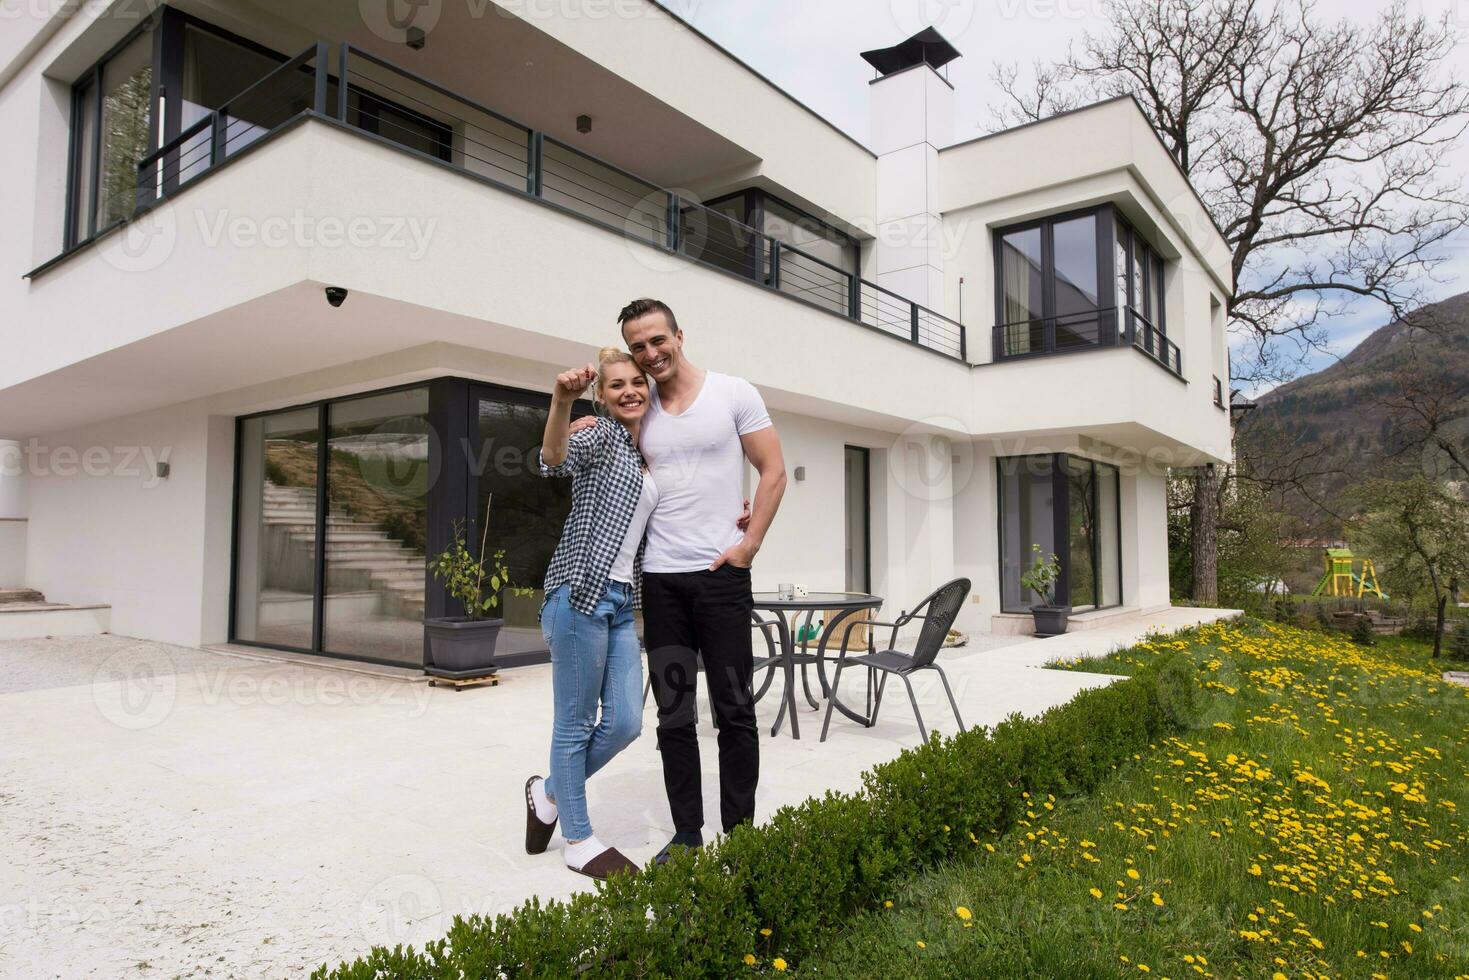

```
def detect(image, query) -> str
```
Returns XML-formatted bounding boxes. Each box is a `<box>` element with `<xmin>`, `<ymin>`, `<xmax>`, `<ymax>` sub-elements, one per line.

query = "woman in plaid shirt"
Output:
<box><xmin>523</xmin><ymin>346</ymin><xmax>753</xmax><ymax>879</ymax></box>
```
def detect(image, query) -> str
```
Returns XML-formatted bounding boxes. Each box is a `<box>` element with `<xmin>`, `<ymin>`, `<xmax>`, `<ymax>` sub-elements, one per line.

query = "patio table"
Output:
<box><xmin>750</xmin><ymin>592</ymin><xmax>882</xmax><ymax>740</ymax></box>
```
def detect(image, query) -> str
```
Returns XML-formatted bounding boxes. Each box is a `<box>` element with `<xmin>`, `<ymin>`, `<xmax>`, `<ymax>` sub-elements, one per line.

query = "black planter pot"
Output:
<box><xmin>1030</xmin><ymin>605</ymin><xmax>1070</xmax><ymax>637</ymax></box>
<box><xmin>423</xmin><ymin>616</ymin><xmax>503</xmax><ymax>677</ymax></box>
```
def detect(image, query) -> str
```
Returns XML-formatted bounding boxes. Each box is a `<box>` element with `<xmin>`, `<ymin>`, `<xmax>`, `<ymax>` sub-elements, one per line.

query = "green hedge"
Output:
<box><xmin>315</xmin><ymin>655</ymin><xmax>1196</xmax><ymax>979</ymax></box>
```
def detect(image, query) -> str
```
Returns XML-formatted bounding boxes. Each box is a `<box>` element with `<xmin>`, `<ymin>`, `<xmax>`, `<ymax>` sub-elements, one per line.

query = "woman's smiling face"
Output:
<box><xmin>597</xmin><ymin>360</ymin><xmax>649</xmax><ymax>424</ymax></box>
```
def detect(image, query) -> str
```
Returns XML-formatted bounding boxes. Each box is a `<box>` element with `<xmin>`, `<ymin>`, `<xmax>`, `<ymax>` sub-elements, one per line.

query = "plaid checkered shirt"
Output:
<box><xmin>537</xmin><ymin>416</ymin><xmax>647</xmax><ymax>614</ymax></box>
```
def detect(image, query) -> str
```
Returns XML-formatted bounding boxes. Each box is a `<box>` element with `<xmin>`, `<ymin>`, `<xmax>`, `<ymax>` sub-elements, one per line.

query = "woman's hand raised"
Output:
<box><xmin>555</xmin><ymin>364</ymin><xmax>596</xmax><ymax>402</ymax></box>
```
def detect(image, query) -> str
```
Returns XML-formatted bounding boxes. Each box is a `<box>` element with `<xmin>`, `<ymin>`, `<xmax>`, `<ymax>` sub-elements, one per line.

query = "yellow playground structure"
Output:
<box><xmin>1310</xmin><ymin>547</ymin><xmax>1387</xmax><ymax>599</ymax></box>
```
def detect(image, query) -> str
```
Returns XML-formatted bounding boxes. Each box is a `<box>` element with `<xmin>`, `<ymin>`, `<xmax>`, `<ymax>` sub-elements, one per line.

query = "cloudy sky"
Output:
<box><xmin>676</xmin><ymin>0</ymin><xmax>1469</xmax><ymax>387</ymax></box>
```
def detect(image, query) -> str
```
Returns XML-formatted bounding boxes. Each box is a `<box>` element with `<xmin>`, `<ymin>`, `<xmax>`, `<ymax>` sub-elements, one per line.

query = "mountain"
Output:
<box><xmin>1245</xmin><ymin>291</ymin><xmax>1469</xmax><ymax>530</ymax></box>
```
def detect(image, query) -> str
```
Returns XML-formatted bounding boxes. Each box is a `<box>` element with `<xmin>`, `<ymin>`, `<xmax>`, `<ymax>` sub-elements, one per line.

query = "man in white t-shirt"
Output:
<box><xmin>618</xmin><ymin>298</ymin><xmax>786</xmax><ymax>864</ymax></box>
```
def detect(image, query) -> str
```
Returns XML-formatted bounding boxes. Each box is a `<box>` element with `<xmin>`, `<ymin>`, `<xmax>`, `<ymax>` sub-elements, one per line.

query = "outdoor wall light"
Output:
<box><xmin>324</xmin><ymin>287</ymin><xmax>348</xmax><ymax>308</ymax></box>
<box><xmin>576</xmin><ymin>114</ymin><xmax>592</xmax><ymax>134</ymax></box>
<box><xmin>794</xmin><ymin>466</ymin><xmax>806</xmax><ymax>482</ymax></box>
<box><xmin>406</xmin><ymin>27</ymin><xmax>426</xmax><ymax>50</ymax></box>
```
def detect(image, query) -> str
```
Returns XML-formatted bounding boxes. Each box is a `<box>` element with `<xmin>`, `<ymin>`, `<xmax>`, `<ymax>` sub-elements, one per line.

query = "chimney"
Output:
<box><xmin>862</xmin><ymin>28</ymin><xmax>959</xmax><ymax>316</ymax></box>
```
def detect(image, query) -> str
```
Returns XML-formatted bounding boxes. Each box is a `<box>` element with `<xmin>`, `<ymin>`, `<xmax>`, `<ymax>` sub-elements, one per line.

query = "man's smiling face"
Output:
<box><xmin>622</xmin><ymin>310</ymin><xmax>683</xmax><ymax>385</ymax></box>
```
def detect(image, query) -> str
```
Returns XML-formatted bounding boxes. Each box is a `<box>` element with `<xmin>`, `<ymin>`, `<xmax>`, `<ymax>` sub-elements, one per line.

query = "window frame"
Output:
<box><xmin>991</xmin><ymin>204</ymin><xmax>1118</xmax><ymax>355</ymax></box>
<box><xmin>65</xmin><ymin>8</ymin><xmax>453</xmax><ymax>249</ymax></box>
<box><xmin>996</xmin><ymin>452</ymin><xmax>1124</xmax><ymax>614</ymax></box>
<box><xmin>703</xmin><ymin>187</ymin><xmax>861</xmax><ymax>276</ymax></box>
<box><xmin>993</xmin><ymin>204</ymin><xmax>1172</xmax><ymax>356</ymax></box>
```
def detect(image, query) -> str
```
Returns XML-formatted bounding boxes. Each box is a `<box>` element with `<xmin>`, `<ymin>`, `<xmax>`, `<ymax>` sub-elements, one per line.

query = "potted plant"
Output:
<box><xmin>1020</xmin><ymin>543</ymin><xmax>1068</xmax><ymax>636</ymax></box>
<box><xmin>423</xmin><ymin>516</ymin><xmax>532</xmax><ymax>678</ymax></box>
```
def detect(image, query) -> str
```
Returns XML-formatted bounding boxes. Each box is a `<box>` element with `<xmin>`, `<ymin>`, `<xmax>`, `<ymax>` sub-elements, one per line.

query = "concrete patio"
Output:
<box><xmin>0</xmin><ymin>607</ymin><xmax>1236</xmax><ymax>978</ymax></box>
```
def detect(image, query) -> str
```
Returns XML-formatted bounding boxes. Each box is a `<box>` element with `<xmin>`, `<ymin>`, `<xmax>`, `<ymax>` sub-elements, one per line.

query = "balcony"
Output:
<box><xmin>33</xmin><ymin>40</ymin><xmax>964</xmax><ymax>362</ymax></box>
<box><xmin>991</xmin><ymin>306</ymin><xmax>1183</xmax><ymax>376</ymax></box>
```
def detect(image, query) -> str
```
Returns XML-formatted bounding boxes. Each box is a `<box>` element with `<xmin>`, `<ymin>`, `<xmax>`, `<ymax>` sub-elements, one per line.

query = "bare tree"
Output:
<box><xmin>992</xmin><ymin>0</ymin><xmax>1469</xmax><ymax>605</ymax></box>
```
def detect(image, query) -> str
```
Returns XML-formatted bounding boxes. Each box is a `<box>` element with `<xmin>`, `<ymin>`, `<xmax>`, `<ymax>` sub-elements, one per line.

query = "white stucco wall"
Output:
<box><xmin>23</xmin><ymin>401</ymin><xmax>235</xmax><ymax>647</ymax></box>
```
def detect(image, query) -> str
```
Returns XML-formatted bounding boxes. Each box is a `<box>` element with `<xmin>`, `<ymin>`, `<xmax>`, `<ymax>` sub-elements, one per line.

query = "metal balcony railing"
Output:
<box><xmin>119</xmin><ymin>41</ymin><xmax>966</xmax><ymax>362</ymax></box>
<box><xmin>992</xmin><ymin>305</ymin><xmax>1183</xmax><ymax>377</ymax></box>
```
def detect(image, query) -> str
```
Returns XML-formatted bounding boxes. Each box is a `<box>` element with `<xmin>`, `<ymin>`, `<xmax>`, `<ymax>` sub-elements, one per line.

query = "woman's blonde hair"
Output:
<box><xmin>590</xmin><ymin>346</ymin><xmax>644</xmax><ymax>411</ymax></box>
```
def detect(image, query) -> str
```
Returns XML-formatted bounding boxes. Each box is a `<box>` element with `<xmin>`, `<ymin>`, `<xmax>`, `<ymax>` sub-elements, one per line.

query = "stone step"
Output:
<box><xmin>0</xmin><ymin>587</ymin><xmax>45</xmax><ymax>605</ymax></box>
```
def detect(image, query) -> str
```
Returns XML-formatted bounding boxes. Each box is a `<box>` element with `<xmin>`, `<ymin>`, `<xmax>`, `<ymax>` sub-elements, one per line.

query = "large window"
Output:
<box><xmin>231</xmin><ymin>379</ymin><xmax>585</xmax><ymax>668</ymax></box>
<box><xmin>65</xmin><ymin>9</ymin><xmax>454</xmax><ymax>249</ymax></box>
<box><xmin>998</xmin><ymin>454</ymin><xmax>1122</xmax><ymax>612</ymax></box>
<box><xmin>695</xmin><ymin>188</ymin><xmax>861</xmax><ymax>316</ymax></box>
<box><xmin>233</xmin><ymin>387</ymin><xmax>432</xmax><ymax>666</ymax></box>
<box><xmin>993</xmin><ymin>206</ymin><xmax>1170</xmax><ymax>360</ymax></box>
<box><xmin>844</xmin><ymin>446</ymin><xmax>871</xmax><ymax>593</ymax></box>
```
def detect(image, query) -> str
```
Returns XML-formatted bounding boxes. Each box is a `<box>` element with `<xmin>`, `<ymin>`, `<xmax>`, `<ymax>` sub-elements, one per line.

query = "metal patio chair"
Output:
<box><xmin>819</xmin><ymin>577</ymin><xmax>971</xmax><ymax>742</ymax></box>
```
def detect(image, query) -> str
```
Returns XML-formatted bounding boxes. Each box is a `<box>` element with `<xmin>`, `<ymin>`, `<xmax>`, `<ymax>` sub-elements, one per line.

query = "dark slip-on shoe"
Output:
<box><xmin>525</xmin><ymin>775</ymin><xmax>557</xmax><ymax>855</ymax></box>
<box><xmin>653</xmin><ymin>836</ymin><xmax>703</xmax><ymax>866</ymax></box>
<box><xmin>568</xmin><ymin>846</ymin><xmax>638</xmax><ymax>881</ymax></box>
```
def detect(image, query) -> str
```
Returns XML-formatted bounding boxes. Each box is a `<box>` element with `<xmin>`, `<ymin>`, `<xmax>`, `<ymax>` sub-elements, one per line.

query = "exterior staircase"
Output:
<box><xmin>261</xmin><ymin>482</ymin><xmax>426</xmax><ymax>620</ymax></box>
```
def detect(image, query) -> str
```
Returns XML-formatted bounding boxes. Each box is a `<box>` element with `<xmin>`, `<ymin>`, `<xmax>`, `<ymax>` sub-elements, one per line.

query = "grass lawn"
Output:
<box><xmin>796</xmin><ymin>620</ymin><xmax>1469</xmax><ymax>979</ymax></box>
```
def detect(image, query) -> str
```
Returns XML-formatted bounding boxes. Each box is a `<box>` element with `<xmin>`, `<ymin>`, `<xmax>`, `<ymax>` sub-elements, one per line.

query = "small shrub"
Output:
<box><xmin>1350</xmin><ymin>615</ymin><xmax>1376</xmax><ymax>646</ymax></box>
<box><xmin>1449</xmin><ymin>621</ymin><xmax>1469</xmax><ymax>661</ymax></box>
<box><xmin>314</xmin><ymin>656</ymin><xmax>1197</xmax><ymax>979</ymax></box>
<box><xmin>1272</xmin><ymin>597</ymin><xmax>1292</xmax><ymax>623</ymax></box>
<box><xmin>1403</xmin><ymin>614</ymin><xmax>1437</xmax><ymax>642</ymax></box>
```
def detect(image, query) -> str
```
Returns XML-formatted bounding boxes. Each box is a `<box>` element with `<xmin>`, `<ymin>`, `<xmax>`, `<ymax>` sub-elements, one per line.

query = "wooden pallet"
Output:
<box><xmin>427</xmin><ymin>673</ymin><xmax>500</xmax><ymax>691</ymax></box>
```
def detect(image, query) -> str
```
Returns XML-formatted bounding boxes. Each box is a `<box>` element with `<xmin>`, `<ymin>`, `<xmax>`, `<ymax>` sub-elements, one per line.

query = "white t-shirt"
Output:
<box><xmin>641</xmin><ymin>371</ymin><xmax>772</xmax><ymax>573</ymax></box>
<box><xmin>608</xmin><ymin>470</ymin><xmax>659</xmax><ymax>585</ymax></box>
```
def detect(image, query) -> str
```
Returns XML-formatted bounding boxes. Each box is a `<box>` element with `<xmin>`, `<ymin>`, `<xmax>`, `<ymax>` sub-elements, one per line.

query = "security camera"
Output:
<box><xmin>325</xmin><ymin>286</ymin><xmax>348</xmax><ymax>308</ymax></box>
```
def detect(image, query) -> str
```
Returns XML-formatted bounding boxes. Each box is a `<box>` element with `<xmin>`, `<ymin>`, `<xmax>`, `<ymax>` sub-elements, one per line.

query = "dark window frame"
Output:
<box><xmin>843</xmin><ymin>445</ymin><xmax>872</xmax><ymax>594</ymax></box>
<box><xmin>992</xmin><ymin>204</ymin><xmax>1117</xmax><ymax>351</ymax></box>
<box><xmin>996</xmin><ymin>452</ymin><xmax>1124</xmax><ymax>614</ymax></box>
<box><xmin>65</xmin><ymin>7</ymin><xmax>452</xmax><ymax>249</ymax></box>
<box><xmin>704</xmin><ymin>187</ymin><xmax>861</xmax><ymax>275</ymax></box>
<box><xmin>993</xmin><ymin>204</ymin><xmax>1171</xmax><ymax>350</ymax></box>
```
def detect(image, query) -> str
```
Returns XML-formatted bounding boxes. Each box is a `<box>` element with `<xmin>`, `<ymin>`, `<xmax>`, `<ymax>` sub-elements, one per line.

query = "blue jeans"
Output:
<box><xmin>541</xmin><ymin>582</ymin><xmax>643</xmax><ymax>841</ymax></box>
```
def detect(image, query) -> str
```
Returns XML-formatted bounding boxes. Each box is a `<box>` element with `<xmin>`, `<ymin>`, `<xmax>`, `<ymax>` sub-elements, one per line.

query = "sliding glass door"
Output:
<box><xmin>233</xmin><ymin>408</ymin><xmax>321</xmax><ymax>651</ymax></box>
<box><xmin>321</xmin><ymin>389</ymin><xmax>432</xmax><ymax>665</ymax></box>
<box><xmin>232</xmin><ymin>386</ymin><xmax>431</xmax><ymax>666</ymax></box>
<box><xmin>998</xmin><ymin>454</ymin><xmax>1122</xmax><ymax>612</ymax></box>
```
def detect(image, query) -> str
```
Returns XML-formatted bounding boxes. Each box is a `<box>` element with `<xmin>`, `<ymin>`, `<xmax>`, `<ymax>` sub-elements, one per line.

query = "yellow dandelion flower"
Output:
<box><xmin>773</xmin><ymin>958</ymin><xmax>787</xmax><ymax>971</ymax></box>
<box><xmin>1090</xmin><ymin>888</ymin><xmax>1104</xmax><ymax>899</ymax></box>
<box><xmin>916</xmin><ymin>941</ymin><xmax>926</xmax><ymax>949</ymax></box>
<box><xmin>1152</xmin><ymin>893</ymin><xmax>1164</xmax><ymax>907</ymax></box>
<box><xmin>955</xmin><ymin>906</ymin><xmax>972</xmax><ymax>921</ymax></box>
<box><xmin>743</xmin><ymin>954</ymin><xmax>756</xmax><ymax>966</ymax></box>
<box><xmin>759</xmin><ymin>928</ymin><xmax>772</xmax><ymax>937</ymax></box>
<box><xmin>1127</xmin><ymin>868</ymin><xmax>1140</xmax><ymax>880</ymax></box>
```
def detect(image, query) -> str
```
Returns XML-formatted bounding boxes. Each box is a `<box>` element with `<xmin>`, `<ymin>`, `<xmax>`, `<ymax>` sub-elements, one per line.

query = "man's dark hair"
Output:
<box><xmin>617</xmin><ymin>298</ymin><xmax>679</xmax><ymax>337</ymax></box>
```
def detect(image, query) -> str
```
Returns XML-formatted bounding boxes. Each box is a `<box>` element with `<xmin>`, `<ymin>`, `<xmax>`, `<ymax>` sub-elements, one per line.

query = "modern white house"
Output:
<box><xmin>0</xmin><ymin>1</ymin><xmax>1233</xmax><ymax>668</ymax></box>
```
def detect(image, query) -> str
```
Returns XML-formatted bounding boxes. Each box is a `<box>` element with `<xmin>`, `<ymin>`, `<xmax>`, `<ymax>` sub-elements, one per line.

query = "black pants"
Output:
<box><xmin>643</xmin><ymin>564</ymin><xmax>758</xmax><ymax>835</ymax></box>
